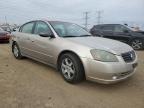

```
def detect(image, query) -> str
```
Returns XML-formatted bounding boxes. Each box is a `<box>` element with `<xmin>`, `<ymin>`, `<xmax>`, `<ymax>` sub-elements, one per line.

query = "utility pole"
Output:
<box><xmin>96</xmin><ymin>10</ymin><xmax>103</xmax><ymax>24</ymax></box>
<box><xmin>84</xmin><ymin>12</ymin><xmax>90</xmax><ymax>30</ymax></box>
<box><xmin>5</xmin><ymin>16</ymin><xmax>8</xmax><ymax>25</ymax></box>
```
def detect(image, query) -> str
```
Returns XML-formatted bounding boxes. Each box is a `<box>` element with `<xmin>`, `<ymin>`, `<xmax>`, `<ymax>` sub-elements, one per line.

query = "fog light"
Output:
<box><xmin>112</xmin><ymin>76</ymin><xmax>117</xmax><ymax>80</ymax></box>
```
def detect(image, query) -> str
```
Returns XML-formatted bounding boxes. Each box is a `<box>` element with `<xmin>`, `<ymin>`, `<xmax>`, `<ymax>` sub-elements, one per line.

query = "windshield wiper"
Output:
<box><xmin>62</xmin><ymin>35</ymin><xmax>79</xmax><ymax>38</ymax></box>
<box><xmin>62</xmin><ymin>34</ymin><xmax>92</xmax><ymax>38</ymax></box>
<box><xmin>79</xmin><ymin>34</ymin><xmax>92</xmax><ymax>37</ymax></box>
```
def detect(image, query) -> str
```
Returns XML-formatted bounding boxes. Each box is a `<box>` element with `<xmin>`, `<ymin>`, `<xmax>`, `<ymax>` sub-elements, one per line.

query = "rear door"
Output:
<box><xmin>101</xmin><ymin>25</ymin><xmax>115</xmax><ymax>39</ymax></box>
<box><xmin>113</xmin><ymin>25</ymin><xmax>131</xmax><ymax>43</ymax></box>
<box><xmin>17</xmin><ymin>21</ymin><xmax>36</xmax><ymax>55</ymax></box>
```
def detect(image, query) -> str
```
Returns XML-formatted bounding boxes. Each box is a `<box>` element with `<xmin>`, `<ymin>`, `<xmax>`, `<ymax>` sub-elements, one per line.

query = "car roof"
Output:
<box><xmin>24</xmin><ymin>19</ymin><xmax>70</xmax><ymax>23</ymax></box>
<box><xmin>94</xmin><ymin>24</ymin><xmax>122</xmax><ymax>26</ymax></box>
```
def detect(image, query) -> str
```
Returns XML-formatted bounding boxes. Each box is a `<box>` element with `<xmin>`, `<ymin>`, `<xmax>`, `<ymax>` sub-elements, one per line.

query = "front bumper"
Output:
<box><xmin>81</xmin><ymin>55</ymin><xmax>138</xmax><ymax>84</ymax></box>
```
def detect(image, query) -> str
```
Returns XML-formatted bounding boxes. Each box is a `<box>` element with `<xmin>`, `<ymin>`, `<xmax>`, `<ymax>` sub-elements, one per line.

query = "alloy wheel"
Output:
<box><xmin>131</xmin><ymin>39</ymin><xmax>143</xmax><ymax>50</ymax></box>
<box><xmin>61</xmin><ymin>58</ymin><xmax>76</xmax><ymax>80</ymax></box>
<box><xmin>13</xmin><ymin>45</ymin><xmax>19</xmax><ymax>57</ymax></box>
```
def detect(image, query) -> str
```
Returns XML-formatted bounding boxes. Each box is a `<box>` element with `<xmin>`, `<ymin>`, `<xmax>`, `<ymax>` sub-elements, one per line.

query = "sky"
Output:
<box><xmin>0</xmin><ymin>0</ymin><xmax>144</xmax><ymax>29</ymax></box>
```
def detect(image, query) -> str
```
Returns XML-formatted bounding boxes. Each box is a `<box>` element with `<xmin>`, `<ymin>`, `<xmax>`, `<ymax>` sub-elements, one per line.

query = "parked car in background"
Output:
<box><xmin>1</xmin><ymin>26</ymin><xmax>11</xmax><ymax>33</ymax></box>
<box><xmin>10</xmin><ymin>20</ymin><xmax>137</xmax><ymax>84</ymax></box>
<box><xmin>0</xmin><ymin>27</ymin><xmax>10</xmax><ymax>43</ymax></box>
<box><xmin>90</xmin><ymin>24</ymin><xmax>144</xmax><ymax>50</ymax></box>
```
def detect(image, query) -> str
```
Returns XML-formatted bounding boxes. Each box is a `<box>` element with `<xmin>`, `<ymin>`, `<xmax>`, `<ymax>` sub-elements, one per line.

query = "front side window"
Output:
<box><xmin>114</xmin><ymin>25</ymin><xmax>130</xmax><ymax>32</ymax></box>
<box><xmin>21</xmin><ymin>22</ymin><xmax>34</xmax><ymax>33</ymax></box>
<box><xmin>34</xmin><ymin>21</ymin><xmax>52</xmax><ymax>35</ymax></box>
<box><xmin>49</xmin><ymin>21</ymin><xmax>91</xmax><ymax>37</ymax></box>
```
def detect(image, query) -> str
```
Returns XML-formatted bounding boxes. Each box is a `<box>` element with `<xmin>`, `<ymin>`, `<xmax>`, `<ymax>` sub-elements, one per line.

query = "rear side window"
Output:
<box><xmin>21</xmin><ymin>22</ymin><xmax>35</xmax><ymax>34</ymax></box>
<box><xmin>102</xmin><ymin>25</ymin><xmax>114</xmax><ymax>31</ymax></box>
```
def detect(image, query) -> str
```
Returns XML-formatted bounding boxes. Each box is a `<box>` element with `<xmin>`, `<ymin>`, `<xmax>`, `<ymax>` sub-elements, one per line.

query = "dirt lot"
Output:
<box><xmin>0</xmin><ymin>44</ymin><xmax>144</xmax><ymax>108</ymax></box>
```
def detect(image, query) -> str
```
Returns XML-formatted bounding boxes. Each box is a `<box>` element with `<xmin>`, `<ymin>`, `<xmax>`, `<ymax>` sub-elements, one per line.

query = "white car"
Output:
<box><xmin>10</xmin><ymin>20</ymin><xmax>138</xmax><ymax>84</ymax></box>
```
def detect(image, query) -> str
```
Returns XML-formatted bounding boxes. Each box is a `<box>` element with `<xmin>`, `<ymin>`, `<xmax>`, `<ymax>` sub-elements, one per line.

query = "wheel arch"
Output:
<box><xmin>57</xmin><ymin>50</ymin><xmax>85</xmax><ymax>77</ymax></box>
<box><xmin>12</xmin><ymin>41</ymin><xmax>17</xmax><ymax>52</ymax></box>
<box><xmin>130</xmin><ymin>37</ymin><xmax>143</xmax><ymax>42</ymax></box>
<box><xmin>12</xmin><ymin>40</ymin><xmax>16</xmax><ymax>45</ymax></box>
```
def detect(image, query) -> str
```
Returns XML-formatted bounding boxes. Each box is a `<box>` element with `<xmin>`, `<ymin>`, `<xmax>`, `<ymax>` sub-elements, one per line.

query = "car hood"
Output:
<box><xmin>66</xmin><ymin>36</ymin><xmax>133</xmax><ymax>55</ymax></box>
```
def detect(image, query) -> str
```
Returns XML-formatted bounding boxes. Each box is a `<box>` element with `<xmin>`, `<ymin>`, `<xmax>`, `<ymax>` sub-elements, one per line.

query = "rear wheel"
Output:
<box><xmin>58</xmin><ymin>53</ymin><xmax>85</xmax><ymax>83</ymax></box>
<box><xmin>131</xmin><ymin>39</ymin><xmax>144</xmax><ymax>50</ymax></box>
<box><xmin>12</xmin><ymin>43</ymin><xmax>23</xmax><ymax>59</ymax></box>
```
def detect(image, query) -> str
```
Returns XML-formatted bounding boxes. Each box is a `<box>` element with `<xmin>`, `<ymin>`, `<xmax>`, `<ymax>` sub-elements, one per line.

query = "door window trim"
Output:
<box><xmin>34</xmin><ymin>21</ymin><xmax>53</xmax><ymax>35</ymax></box>
<box><xmin>19</xmin><ymin>21</ymin><xmax>36</xmax><ymax>34</ymax></box>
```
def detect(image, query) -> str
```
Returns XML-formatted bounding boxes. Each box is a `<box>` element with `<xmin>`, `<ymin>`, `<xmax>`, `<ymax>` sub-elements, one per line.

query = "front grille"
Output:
<box><xmin>121</xmin><ymin>51</ymin><xmax>136</xmax><ymax>63</ymax></box>
<box><xmin>120</xmin><ymin>71</ymin><xmax>131</xmax><ymax>77</ymax></box>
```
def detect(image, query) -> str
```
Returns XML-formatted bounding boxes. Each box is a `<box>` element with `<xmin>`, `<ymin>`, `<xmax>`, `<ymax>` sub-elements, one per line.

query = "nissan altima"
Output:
<box><xmin>10</xmin><ymin>20</ymin><xmax>138</xmax><ymax>84</ymax></box>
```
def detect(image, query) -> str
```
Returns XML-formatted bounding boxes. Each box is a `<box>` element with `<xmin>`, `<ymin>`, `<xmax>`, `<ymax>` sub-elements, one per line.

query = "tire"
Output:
<box><xmin>12</xmin><ymin>43</ymin><xmax>23</xmax><ymax>59</ymax></box>
<box><xmin>58</xmin><ymin>53</ymin><xmax>85</xmax><ymax>84</ymax></box>
<box><xmin>131</xmin><ymin>39</ymin><xmax>144</xmax><ymax>50</ymax></box>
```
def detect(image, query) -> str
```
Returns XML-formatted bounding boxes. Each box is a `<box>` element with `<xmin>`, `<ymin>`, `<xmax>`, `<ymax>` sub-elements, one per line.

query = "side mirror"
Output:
<box><xmin>13</xmin><ymin>28</ymin><xmax>16</xmax><ymax>32</ymax></box>
<box><xmin>39</xmin><ymin>32</ymin><xmax>55</xmax><ymax>38</ymax></box>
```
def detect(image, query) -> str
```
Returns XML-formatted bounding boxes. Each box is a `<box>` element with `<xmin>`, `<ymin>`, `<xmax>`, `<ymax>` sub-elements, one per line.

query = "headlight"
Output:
<box><xmin>90</xmin><ymin>49</ymin><xmax>119</xmax><ymax>62</ymax></box>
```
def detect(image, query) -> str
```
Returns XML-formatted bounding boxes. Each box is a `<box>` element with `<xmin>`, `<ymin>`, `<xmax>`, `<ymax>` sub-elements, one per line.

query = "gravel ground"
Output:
<box><xmin>0</xmin><ymin>44</ymin><xmax>144</xmax><ymax>108</ymax></box>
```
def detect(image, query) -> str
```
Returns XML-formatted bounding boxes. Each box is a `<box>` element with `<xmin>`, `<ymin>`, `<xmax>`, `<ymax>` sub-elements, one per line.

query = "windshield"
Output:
<box><xmin>121</xmin><ymin>25</ymin><xmax>131</xmax><ymax>31</ymax></box>
<box><xmin>49</xmin><ymin>21</ymin><xmax>91</xmax><ymax>37</ymax></box>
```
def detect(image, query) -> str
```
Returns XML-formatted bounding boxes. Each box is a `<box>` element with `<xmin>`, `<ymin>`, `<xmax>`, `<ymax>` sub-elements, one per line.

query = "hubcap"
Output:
<box><xmin>61</xmin><ymin>58</ymin><xmax>75</xmax><ymax>80</ymax></box>
<box><xmin>131</xmin><ymin>40</ymin><xmax>142</xmax><ymax>49</ymax></box>
<box><xmin>13</xmin><ymin>45</ymin><xmax>19</xmax><ymax>57</ymax></box>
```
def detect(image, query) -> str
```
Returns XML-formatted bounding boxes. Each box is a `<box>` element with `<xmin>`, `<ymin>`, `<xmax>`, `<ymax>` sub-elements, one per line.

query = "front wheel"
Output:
<box><xmin>131</xmin><ymin>39</ymin><xmax>144</xmax><ymax>50</ymax></box>
<box><xmin>58</xmin><ymin>53</ymin><xmax>85</xmax><ymax>83</ymax></box>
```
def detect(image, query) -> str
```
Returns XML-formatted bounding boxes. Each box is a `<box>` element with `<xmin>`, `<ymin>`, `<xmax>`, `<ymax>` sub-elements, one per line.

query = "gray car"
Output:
<box><xmin>10</xmin><ymin>20</ymin><xmax>138</xmax><ymax>84</ymax></box>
